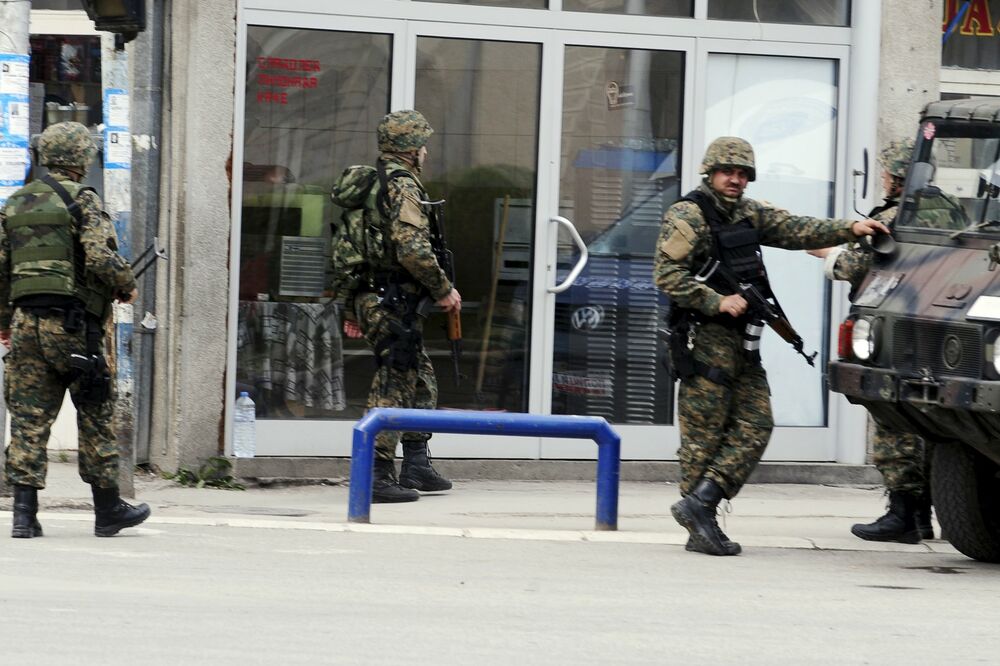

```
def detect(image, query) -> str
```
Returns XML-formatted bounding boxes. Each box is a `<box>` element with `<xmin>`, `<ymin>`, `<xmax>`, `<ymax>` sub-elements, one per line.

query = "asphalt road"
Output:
<box><xmin>1</xmin><ymin>514</ymin><xmax>998</xmax><ymax>665</ymax></box>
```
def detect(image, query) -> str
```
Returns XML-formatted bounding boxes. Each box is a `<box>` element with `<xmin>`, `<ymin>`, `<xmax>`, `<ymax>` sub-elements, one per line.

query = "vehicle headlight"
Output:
<box><xmin>985</xmin><ymin>329</ymin><xmax>1000</xmax><ymax>378</ymax></box>
<box><xmin>851</xmin><ymin>316</ymin><xmax>880</xmax><ymax>361</ymax></box>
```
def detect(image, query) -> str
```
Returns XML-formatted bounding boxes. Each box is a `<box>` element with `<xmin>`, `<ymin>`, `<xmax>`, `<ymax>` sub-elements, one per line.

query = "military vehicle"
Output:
<box><xmin>828</xmin><ymin>97</ymin><xmax>1000</xmax><ymax>563</ymax></box>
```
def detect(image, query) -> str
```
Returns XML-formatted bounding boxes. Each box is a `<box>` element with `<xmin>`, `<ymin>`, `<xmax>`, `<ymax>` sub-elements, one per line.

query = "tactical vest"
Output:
<box><xmin>679</xmin><ymin>189</ymin><xmax>772</xmax><ymax>329</ymax></box>
<box><xmin>3</xmin><ymin>177</ymin><xmax>114</xmax><ymax>319</ymax></box>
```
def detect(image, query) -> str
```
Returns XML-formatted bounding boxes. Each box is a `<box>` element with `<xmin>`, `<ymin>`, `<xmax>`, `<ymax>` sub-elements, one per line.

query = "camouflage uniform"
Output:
<box><xmin>654</xmin><ymin>138</ymin><xmax>857</xmax><ymax>500</ymax></box>
<box><xmin>351</xmin><ymin>111</ymin><xmax>452</xmax><ymax>463</ymax></box>
<box><xmin>822</xmin><ymin>139</ymin><xmax>929</xmax><ymax>497</ymax></box>
<box><xmin>0</xmin><ymin>128</ymin><xmax>135</xmax><ymax>490</ymax></box>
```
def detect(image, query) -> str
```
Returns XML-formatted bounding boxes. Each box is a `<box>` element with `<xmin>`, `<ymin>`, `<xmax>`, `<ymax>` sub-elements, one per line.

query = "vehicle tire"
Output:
<box><xmin>932</xmin><ymin>440</ymin><xmax>1000</xmax><ymax>563</ymax></box>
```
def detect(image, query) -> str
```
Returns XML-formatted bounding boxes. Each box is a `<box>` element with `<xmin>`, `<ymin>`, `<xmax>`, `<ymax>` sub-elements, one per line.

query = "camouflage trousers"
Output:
<box><xmin>355</xmin><ymin>292</ymin><xmax>437</xmax><ymax>461</ymax></box>
<box><xmin>4</xmin><ymin>309</ymin><xmax>118</xmax><ymax>489</ymax></box>
<box><xmin>676</xmin><ymin>322</ymin><xmax>773</xmax><ymax>499</ymax></box>
<box><xmin>872</xmin><ymin>421</ymin><xmax>929</xmax><ymax>495</ymax></box>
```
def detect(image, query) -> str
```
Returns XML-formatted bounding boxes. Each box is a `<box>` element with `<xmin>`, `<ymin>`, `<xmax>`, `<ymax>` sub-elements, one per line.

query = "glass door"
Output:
<box><xmin>541</xmin><ymin>36</ymin><xmax>691</xmax><ymax>460</ymax></box>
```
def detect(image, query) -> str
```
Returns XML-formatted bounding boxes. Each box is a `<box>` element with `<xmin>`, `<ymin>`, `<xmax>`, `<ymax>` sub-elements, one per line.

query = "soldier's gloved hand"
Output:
<box><xmin>851</xmin><ymin>218</ymin><xmax>890</xmax><ymax>237</ymax></box>
<box><xmin>0</xmin><ymin>328</ymin><xmax>10</xmax><ymax>350</ymax></box>
<box><xmin>719</xmin><ymin>294</ymin><xmax>748</xmax><ymax>318</ymax></box>
<box><xmin>343</xmin><ymin>319</ymin><xmax>362</xmax><ymax>339</ymax></box>
<box><xmin>437</xmin><ymin>288</ymin><xmax>462</xmax><ymax>314</ymax></box>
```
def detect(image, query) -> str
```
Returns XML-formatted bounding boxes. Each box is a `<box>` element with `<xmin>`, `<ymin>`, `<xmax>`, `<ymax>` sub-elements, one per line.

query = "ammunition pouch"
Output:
<box><xmin>663</xmin><ymin>307</ymin><xmax>732</xmax><ymax>388</ymax></box>
<box><xmin>374</xmin><ymin>317</ymin><xmax>422</xmax><ymax>372</ymax></box>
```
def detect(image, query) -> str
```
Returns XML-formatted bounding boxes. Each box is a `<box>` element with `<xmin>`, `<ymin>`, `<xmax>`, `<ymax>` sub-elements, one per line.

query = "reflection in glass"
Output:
<box><xmin>899</xmin><ymin>126</ymin><xmax>1000</xmax><ymax>232</ymax></box>
<box><xmin>709</xmin><ymin>0</ymin><xmax>850</xmax><ymax>26</ymax></box>
<box><xmin>417</xmin><ymin>0</ymin><xmax>545</xmax><ymax>7</ymax></box>
<box><xmin>705</xmin><ymin>53</ymin><xmax>838</xmax><ymax>426</ymax></box>
<box><xmin>237</xmin><ymin>26</ymin><xmax>391</xmax><ymax>419</ymax></box>
<box><xmin>563</xmin><ymin>0</ymin><xmax>692</xmax><ymax>16</ymax></box>
<box><xmin>552</xmin><ymin>46</ymin><xmax>684</xmax><ymax>425</ymax></box>
<box><xmin>415</xmin><ymin>37</ymin><xmax>541</xmax><ymax>413</ymax></box>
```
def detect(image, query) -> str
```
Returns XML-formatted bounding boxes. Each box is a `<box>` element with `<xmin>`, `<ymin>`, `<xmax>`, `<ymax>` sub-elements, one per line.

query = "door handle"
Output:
<box><xmin>548</xmin><ymin>216</ymin><xmax>588</xmax><ymax>294</ymax></box>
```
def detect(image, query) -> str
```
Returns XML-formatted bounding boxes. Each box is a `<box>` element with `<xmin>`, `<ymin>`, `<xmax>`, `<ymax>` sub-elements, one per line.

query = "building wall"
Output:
<box><xmin>152</xmin><ymin>1</ymin><xmax>948</xmax><ymax>471</ymax></box>
<box><xmin>150</xmin><ymin>0</ymin><xmax>237</xmax><ymax>471</ymax></box>
<box><xmin>879</xmin><ymin>0</ymin><xmax>943</xmax><ymax>147</ymax></box>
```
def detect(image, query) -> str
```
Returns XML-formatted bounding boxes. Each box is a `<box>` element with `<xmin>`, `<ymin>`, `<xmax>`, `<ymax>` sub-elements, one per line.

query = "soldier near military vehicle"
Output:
<box><xmin>335</xmin><ymin>109</ymin><xmax>461</xmax><ymax>503</ymax></box>
<box><xmin>0</xmin><ymin>121</ymin><xmax>150</xmax><ymax>539</ymax></box>
<box><xmin>653</xmin><ymin>136</ymin><xmax>889</xmax><ymax>556</ymax></box>
<box><xmin>808</xmin><ymin>138</ymin><xmax>934</xmax><ymax>544</ymax></box>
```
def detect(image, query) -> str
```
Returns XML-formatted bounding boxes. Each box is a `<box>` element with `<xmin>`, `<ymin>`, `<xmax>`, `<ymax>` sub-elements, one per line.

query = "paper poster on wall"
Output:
<box><xmin>104</xmin><ymin>131</ymin><xmax>131</xmax><ymax>169</ymax></box>
<box><xmin>105</xmin><ymin>89</ymin><xmax>129</xmax><ymax>128</ymax></box>
<box><xmin>103</xmin><ymin>88</ymin><xmax>130</xmax><ymax>170</ymax></box>
<box><xmin>0</xmin><ymin>143</ymin><xmax>28</xmax><ymax>206</ymax></box>
<box><xmin>0</xmin><ymin>54</ymin><xmax>29</xmax><ymax>97</ymax></box>
<box><xmin>0</xmin><ymin>54</ymin><xmax>29</xmax><ymax>206</ymax></box>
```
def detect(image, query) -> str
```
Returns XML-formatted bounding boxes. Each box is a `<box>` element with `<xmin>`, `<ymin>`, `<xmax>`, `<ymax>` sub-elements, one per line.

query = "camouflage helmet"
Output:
<box><xmin>38</xmin><ymin>121</ymin><xmax>97</xmax><ymax>171</ymax></box>
<box><xmin>880</xmin><ymin>138</ymin><xmax>914</xmax><ymax>179</ymax></box>
<box><xmin>700</xmin><ymin>136</ymin><xmax>756</xmax><ymax>182</ymax></box>
<box><xmin>377</xmin><ymin>109</ymin><xmax>433</xmax><ymax>153</ymax></box>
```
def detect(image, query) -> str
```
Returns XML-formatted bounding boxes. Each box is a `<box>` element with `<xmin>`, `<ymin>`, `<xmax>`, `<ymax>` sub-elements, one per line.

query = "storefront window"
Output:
<box><xmin>551</xmin><ymin>46</ymin><xmax>684</xmax><ymax>425</ymax></box>
<box><xmin>709</xmin><ymin>0</ymin><xmax>850</xmax><ymax>26</ymax></box>
<box><xmin>29</xmin><ymin>35</ymin><xmax>102</xmax><ymax>133</ymax></box>
<box><xmin>237</xmin><ymin>26</ymin><xmax>391</xmax><ymax>419</ymax></box>
<box><xmin>414</xmin><ymin>37</ymin><xmax>542</xmax><ymax>413</ymax></box>
<box><xmin>942</xmin><ymin>0</ymin><xmax>1000</xmax><ymax>70</ymax></box>
<box><xmin>705</xmin><ymin>53</ymin><xmax>838</xmax><ymax>426</ymax></box>
<box><xmin>417</xmin><ymin>0</ymin><xmax>546</xmax><ymax>8</ymax></box>
<box><xmin>563</xmin><ymin>0</ymin><xmax>692</xmax><ymax>16</ymax></box>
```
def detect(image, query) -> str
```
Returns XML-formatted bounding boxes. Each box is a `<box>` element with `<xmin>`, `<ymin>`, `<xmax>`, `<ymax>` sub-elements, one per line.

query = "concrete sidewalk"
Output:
<box><xmin>2</xmin><ymin>460</ymin><xmax>960</xmax><ymax>558</ymax></box>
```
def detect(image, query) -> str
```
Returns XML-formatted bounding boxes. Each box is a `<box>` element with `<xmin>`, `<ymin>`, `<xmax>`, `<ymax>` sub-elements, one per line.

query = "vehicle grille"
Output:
<box><xmin>892</xmin><ymin>318</ymin><xmax>982</xmax><ymax>378</ymax></box>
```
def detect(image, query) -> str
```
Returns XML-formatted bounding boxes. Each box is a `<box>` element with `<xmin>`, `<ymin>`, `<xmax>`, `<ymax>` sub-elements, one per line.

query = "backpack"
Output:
<box><xmin>329</xmin><ymin>162</ymin><xmax>412</xmax><ymax>300</ymax></box>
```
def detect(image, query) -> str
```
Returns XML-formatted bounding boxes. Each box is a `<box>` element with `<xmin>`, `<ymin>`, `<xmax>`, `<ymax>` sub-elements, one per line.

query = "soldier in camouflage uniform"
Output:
<box><xmin>0</xmin><ymin>122</ymin><xmax>150</xmax><ymax>538</ymax></box>
<box><xmin>653</xmin><ymin>136</ymin><xmax>888</xmax><ymax>556</ymax></box>
<box><xmin>808</xmin><ymin>138</ymin><xmax>934</xmax><ymax>544</ymax></box>
<box><xmin>341</xmin><ymin>110</ymin><xmax>461</xmax><ymax>503</ymax></box>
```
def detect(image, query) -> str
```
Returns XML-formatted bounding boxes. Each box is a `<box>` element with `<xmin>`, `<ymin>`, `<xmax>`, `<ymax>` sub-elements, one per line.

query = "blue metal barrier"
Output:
<box><xmin>348</xmin><ymin>408</ymin><xmax>621</xmax><ymax>530</ymax></box>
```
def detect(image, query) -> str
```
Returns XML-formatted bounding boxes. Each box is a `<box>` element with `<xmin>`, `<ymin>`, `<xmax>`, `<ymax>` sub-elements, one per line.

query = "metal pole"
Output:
<box><xmin>347</xmin><ymin>415</ymin><xmax>377</xmax><ymax>524</ymax></box>
<box><xmin>0</xmin><ymin>0</ymin><xmax>31</xmax><ymax>498</ymax></box>
<box><xmin>130</xmin><ymin>0</ymin><xmax>166</xmax><ymax>465</ymax></box>
<box><xmin>347</xmin><ymin>409</ymin><xmax>621</xmax><ymax>531</ymax></box>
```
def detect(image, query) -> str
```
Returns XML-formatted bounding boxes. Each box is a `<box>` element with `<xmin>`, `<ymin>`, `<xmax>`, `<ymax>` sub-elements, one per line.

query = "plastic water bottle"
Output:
<box><xmin>233</xmin><ymin>392</ymin><xmax>256</xmax><ymax>458</ymax></box>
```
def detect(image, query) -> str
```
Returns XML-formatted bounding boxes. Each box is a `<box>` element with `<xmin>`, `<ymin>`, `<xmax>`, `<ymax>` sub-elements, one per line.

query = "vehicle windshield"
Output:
<box><xmin>898</xmin><ymin>121</ymin><xmax>1000</xmax><ymax>234</ymax></box>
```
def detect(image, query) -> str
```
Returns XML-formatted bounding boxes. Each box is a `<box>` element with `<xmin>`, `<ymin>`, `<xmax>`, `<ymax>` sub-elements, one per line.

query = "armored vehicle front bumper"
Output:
<box><xmin>828</xmin><ymin>360</ymin><xmax>1000</xmax><ymax>466</ymax></box>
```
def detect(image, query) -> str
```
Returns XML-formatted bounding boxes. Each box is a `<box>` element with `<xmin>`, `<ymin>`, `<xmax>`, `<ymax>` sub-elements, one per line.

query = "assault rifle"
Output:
<box><xmin>694</xmin><ymin>258</ymin><xmax>817</xmax><ymax>367</ymax></box>
<box><xmin>422</xmin><ymin>198</ymin><xmax>463</xmax><ymax>385</ymax></box>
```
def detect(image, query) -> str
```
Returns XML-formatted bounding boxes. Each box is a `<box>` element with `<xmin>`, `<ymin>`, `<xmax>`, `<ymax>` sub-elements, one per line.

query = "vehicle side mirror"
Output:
<box><xmin>852</xmin><ymin>148</ymin><xmax>869</xmax><ymax>216</ymax></box>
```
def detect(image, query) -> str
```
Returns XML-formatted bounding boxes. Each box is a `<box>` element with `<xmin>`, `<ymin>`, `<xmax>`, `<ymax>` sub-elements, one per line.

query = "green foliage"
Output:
<box><xmin>162</xmin><ymin>456</ymin><xmax>245</xmax><ymax>491</ymax></box>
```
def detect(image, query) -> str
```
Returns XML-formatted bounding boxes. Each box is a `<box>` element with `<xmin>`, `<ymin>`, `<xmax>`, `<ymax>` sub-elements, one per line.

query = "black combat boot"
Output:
<box><xmin>11</xmin><ymin>485</ymin><xmax>43</xmax><ymax>539</ymax></box>
<box><xmin>851</xmin><ymin>490</ymin><xmax>920</xmax><ymax>544</ymax></box>
<box><xmin>916</xmin><ymin>493</ymin><xmax>934</xmax><ymax>541</ymax></box>
<box><xmin>399</xmin><ymin>441</ymin><xmax>453</xmax><ymax>492</ymax></box>
<box><xmin>92</xmin><ymin>486</ymin><xmax>151</xmax><ymax>537</ymax></box>
<box><xmin>372</xmin><ymin>458</ymin><xmax>420</xmax><ymax>503</ymax></box>
<box><xmin>671</xmin><ymin>478</ymin><xmax>740</xmax><ymax>556</ymax></box>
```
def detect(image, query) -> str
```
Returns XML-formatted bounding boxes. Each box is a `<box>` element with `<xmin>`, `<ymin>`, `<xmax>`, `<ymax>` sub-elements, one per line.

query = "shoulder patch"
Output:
<box><xmin>661</xmin><ymin>218</ymin><xmax>696</xmax><ymax>261</ymax></box>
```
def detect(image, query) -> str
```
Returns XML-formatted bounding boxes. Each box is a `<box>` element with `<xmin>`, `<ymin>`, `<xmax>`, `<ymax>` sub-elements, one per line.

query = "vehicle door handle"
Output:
<box><xmin>548</xmin><ymin>216</ymin><xmax>587</xmax><ymax>294</ymax></box>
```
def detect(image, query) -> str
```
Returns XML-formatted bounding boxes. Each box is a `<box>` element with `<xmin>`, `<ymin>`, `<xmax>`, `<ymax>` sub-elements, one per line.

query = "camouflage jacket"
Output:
<box><xmin>653</xmin><ymin>181</ymin><xmax>856</xmax><ymax>316</ymax></box>
<box><xmin>380</xmin><ymin>154</ymin><xmax>451</xmax><ymax>301</ymax></box>
<box><xmin>824</xmin><ymin>199</ymin><xmax>898</xmax><ymax>292</ymax></box>
<box><xmin>0</xmin><ymin>170</ymin><xmax>136</xmax><ymax>328</ymax></box>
